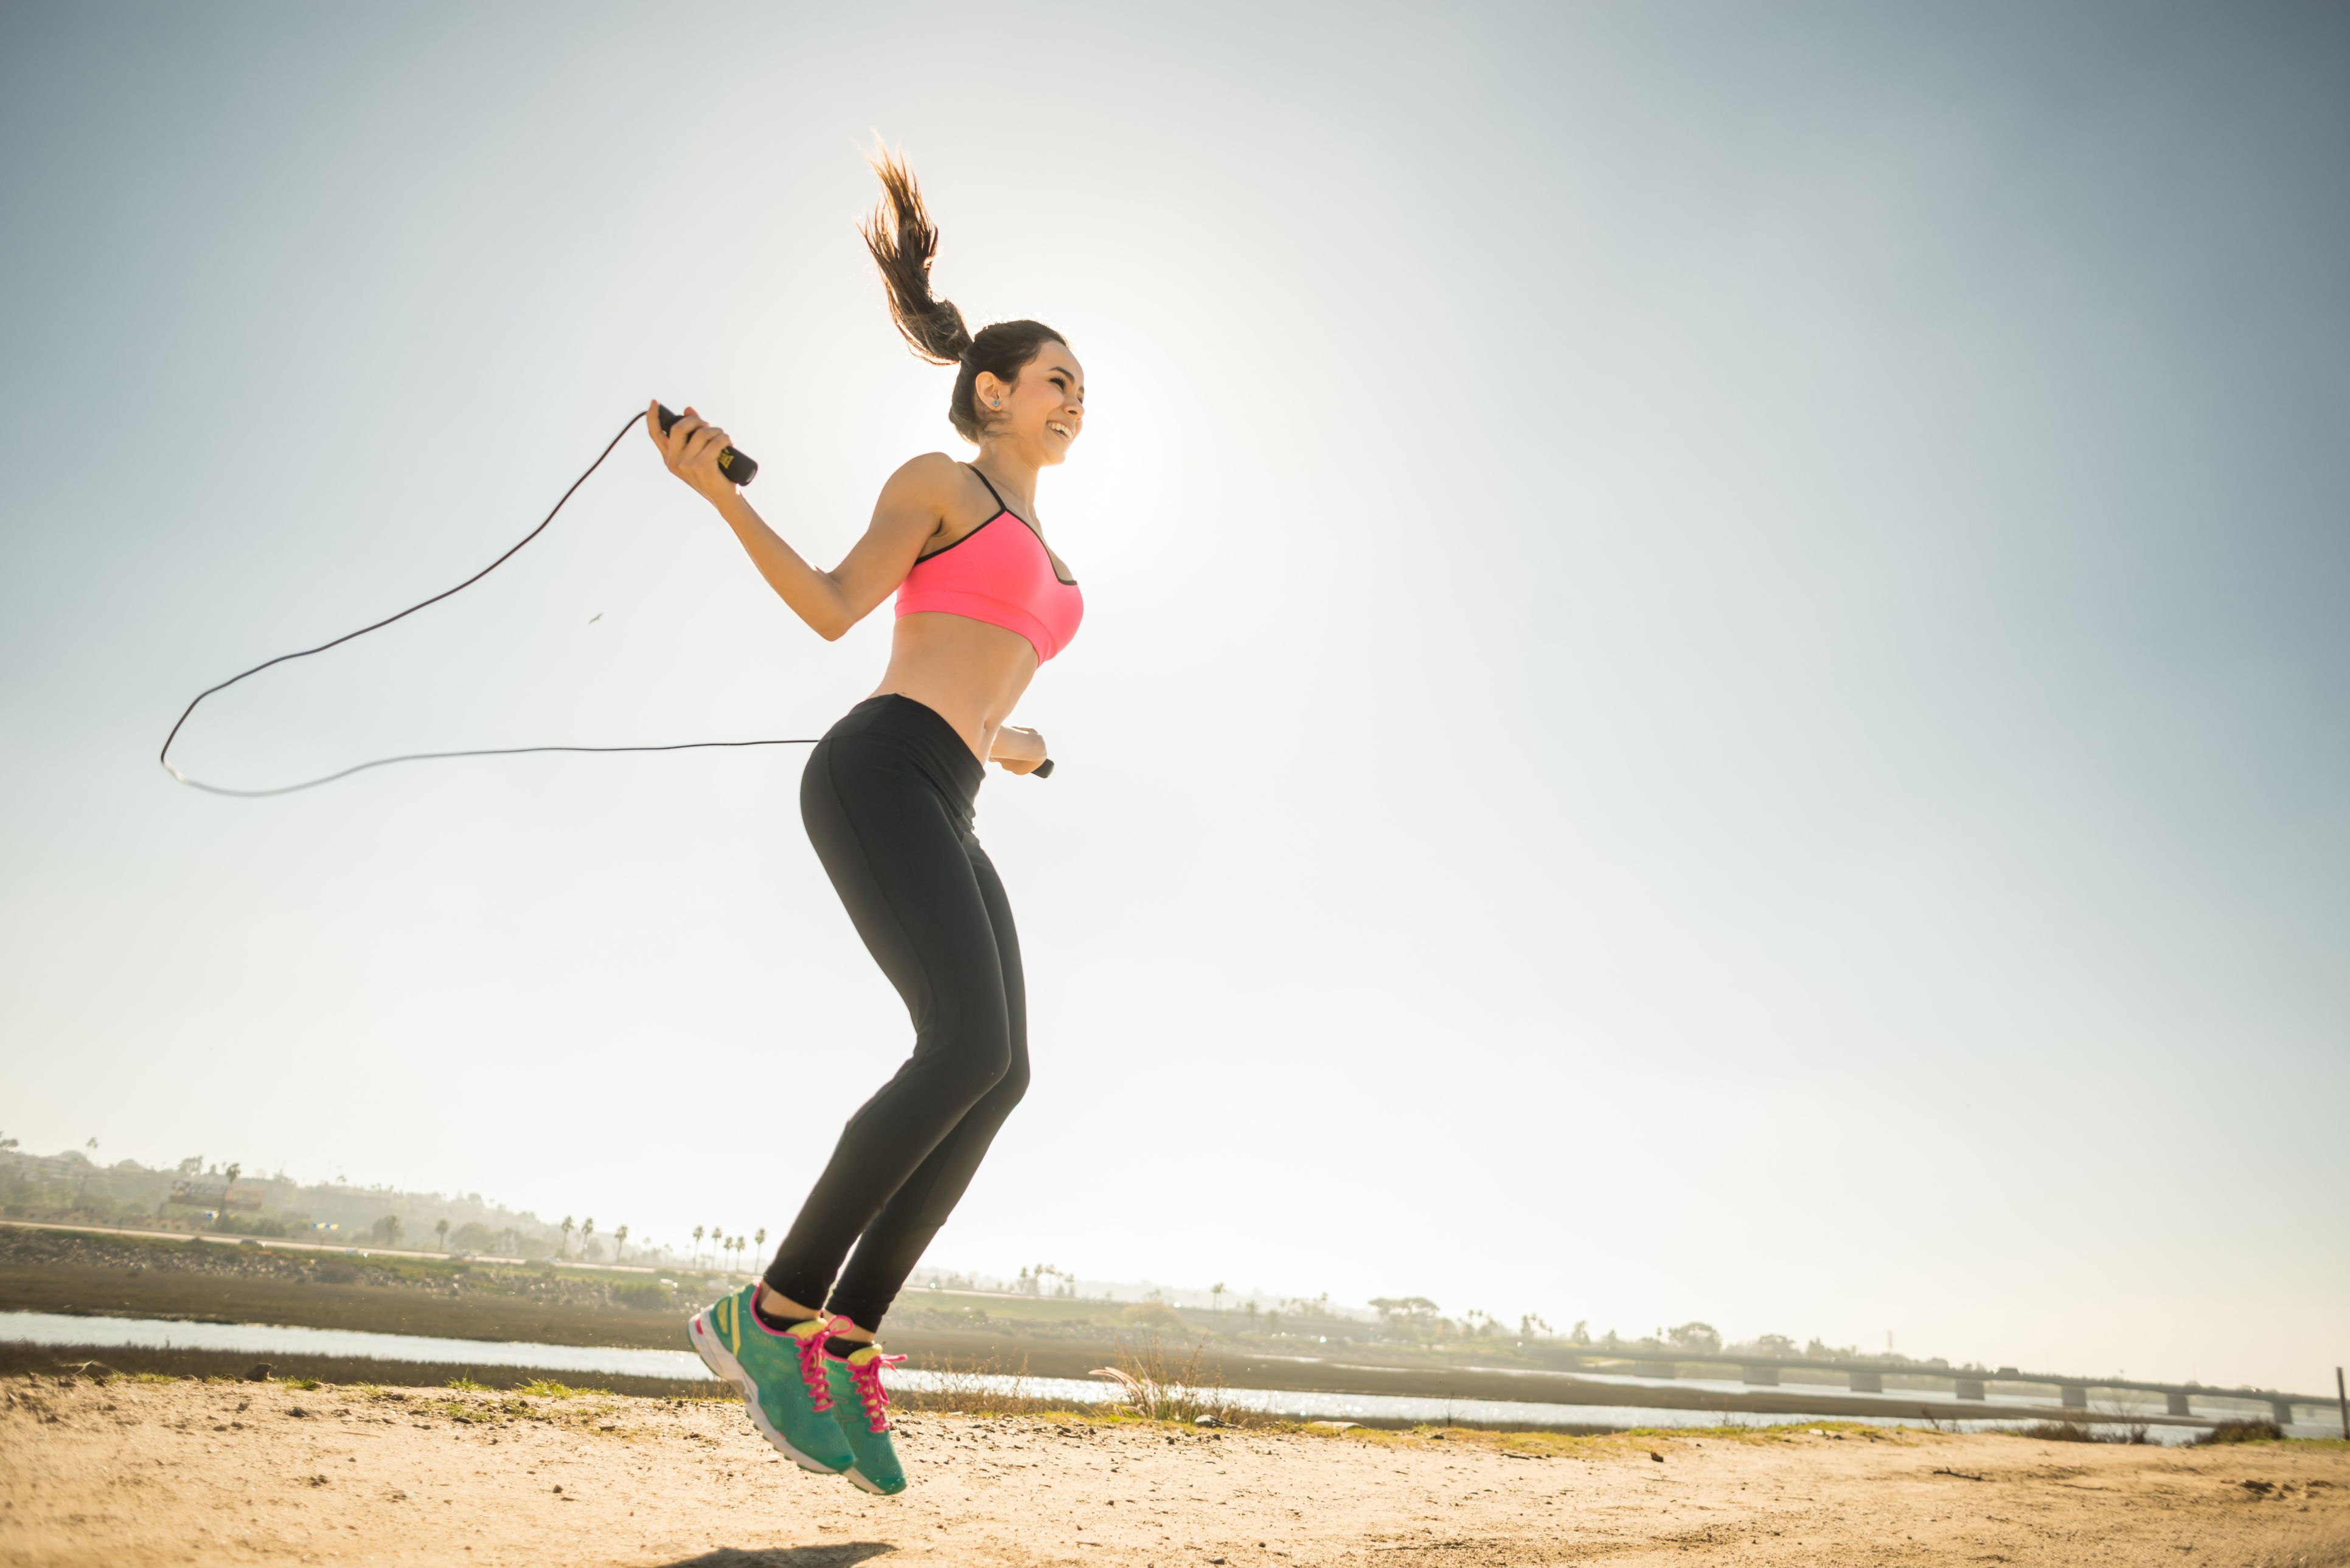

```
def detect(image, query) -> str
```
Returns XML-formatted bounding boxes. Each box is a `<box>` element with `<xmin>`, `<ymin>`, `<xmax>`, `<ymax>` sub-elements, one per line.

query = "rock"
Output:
<box><xmin>1194</xmin><ymin>1414</ymin><xmax>1224</xmax><ymax>1428</ymax></box>
<box><xmin>245</xmin><ymin>1363</ymin><xmax>272</xmax><ymax>1382</ymax></box>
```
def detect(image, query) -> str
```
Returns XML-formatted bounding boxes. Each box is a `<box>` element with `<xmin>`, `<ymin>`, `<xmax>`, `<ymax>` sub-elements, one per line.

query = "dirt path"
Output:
<box><xmin>4</xmin><ymin>1373</ymin><xmax>2345</xmax><ymax>1566</ymax></box>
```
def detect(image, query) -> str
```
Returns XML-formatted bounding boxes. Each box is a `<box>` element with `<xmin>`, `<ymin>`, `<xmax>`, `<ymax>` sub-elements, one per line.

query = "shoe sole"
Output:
<box><xmin>841</xmin><ymin>1462</ymin><xmax>903</xmax><ymax>1497</ymax></box>
<box><xmin>687</xmin><ymin>1308</ymin><xmax>845</xmax><ymax>1476</ymax></box>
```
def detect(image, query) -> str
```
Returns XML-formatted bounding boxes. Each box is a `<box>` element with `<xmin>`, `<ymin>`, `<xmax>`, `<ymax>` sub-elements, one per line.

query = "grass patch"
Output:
<box><xmin>445</xmin><ymin>1377</ymin><xmax>492</xmax><ymax>1392</ymax></box>
<box><xmin>514</xmin><ymin>1379</ymin><xmax>608</xmax><ymax>1400</ymax></box>
<box><xmin>430</xmin><ymin>1399</ymin><xmax>508</xmax><ymax>1424</ymax></box>
<box><xmin>610</xmin><ymin>1281</ymin><xmax>673</xmax><ymax>1311</ymax></box>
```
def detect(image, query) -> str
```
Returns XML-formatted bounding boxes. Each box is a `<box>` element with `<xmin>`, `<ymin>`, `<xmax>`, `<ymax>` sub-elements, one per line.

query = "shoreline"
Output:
<box><xmin>0</xmin><ymin>1226</ymin><xmax>2259</xmax><ymax>1432</ymax></box>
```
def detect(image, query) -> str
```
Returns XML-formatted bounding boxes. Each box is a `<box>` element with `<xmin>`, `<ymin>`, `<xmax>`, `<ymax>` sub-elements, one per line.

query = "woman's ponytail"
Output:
<box><xmin>863</xmin><ymin>149</ymin><xmax>1069</xmax><ymax>446</ymax></box>
<box><xmin>862</xmin><ymin>151</ymin><xmax>973</xmax><ymax>366</ymax></box>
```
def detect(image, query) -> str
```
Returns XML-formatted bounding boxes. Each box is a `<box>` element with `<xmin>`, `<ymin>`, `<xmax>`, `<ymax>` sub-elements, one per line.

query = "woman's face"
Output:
<box><xmin>981</xmin><ymin>343</ymin><xmax>1085</xmax><ymax>465</ymax></box>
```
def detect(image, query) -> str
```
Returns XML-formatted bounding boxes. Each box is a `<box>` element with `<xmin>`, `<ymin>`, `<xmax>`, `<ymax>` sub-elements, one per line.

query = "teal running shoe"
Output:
<box><xmin>824</xmin><ymin>1330</ymin><xmax>910</xmax><ymax>1496</ymax></box>
<box><xmin>687</xmin><ymin>1285</ymin><xmax>854</xmax><ymax>1476</ymax></box>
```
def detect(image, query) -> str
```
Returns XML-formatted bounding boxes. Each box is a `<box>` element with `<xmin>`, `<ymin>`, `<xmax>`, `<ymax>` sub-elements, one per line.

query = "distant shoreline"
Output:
<box><xmin>0</xmin><ymin>1224</ymin><xmax>2245</xmax><ymax>1430</ymax></box>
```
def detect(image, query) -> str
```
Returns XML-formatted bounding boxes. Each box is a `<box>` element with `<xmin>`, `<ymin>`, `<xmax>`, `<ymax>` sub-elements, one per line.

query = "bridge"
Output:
<box><xmin>1590</xmin><ymin>1351</ymin><xmax>2335</xmax><ymax>1428</ymax></box>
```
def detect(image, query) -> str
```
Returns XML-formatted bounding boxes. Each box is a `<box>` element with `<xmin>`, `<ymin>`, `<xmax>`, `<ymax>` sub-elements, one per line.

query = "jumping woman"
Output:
<box><xmin>658</xmin><ymin>154</ymin><xmax>1083</xmax><ymax>1497</ymax></box>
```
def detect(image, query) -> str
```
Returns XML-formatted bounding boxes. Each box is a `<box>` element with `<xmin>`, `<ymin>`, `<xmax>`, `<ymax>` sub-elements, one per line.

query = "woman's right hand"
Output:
<box><xmin>647</xmin><ymin>398</ymin><xmax>740</xmax><ymax>508</ymax></box>
<box><xmin>989</xmin><ymin>724</ymin><xmax>1050</xmax><ymax>774</ymax></box>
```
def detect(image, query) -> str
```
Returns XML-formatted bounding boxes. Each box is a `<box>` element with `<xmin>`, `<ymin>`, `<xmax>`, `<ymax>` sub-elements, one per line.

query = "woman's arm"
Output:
<box><xmin>648</xmin><ymin>401</ymin><xmax>953</xmax><ymax>642</ymax></box>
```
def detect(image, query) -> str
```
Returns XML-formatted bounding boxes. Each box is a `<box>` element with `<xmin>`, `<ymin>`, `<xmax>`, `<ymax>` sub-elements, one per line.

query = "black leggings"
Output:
<box><xmin>763</xmin><ymin>694</ymin><xmax>1029</xmax><ymax>1330</ymax></box>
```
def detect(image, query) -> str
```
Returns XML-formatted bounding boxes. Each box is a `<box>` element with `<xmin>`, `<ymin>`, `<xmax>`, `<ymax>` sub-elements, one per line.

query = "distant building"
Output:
<box><xmin>167</xmin><ymin>1178</ymin><xmax>264</xmax><ymax>1212</ymax></box>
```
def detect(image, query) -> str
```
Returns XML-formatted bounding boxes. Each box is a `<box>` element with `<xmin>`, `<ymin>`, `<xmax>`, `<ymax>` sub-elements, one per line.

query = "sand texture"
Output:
<box><xmin>4</xmin><ymin>1374</ymin><xmax>2346</xmax><ymax>1567</ymax></box>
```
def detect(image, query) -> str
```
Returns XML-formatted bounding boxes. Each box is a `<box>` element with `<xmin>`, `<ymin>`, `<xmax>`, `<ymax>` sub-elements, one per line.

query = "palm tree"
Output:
<box><xmin>560</xmin><ymin>1216</ymin><xmax>575</xmax><ymax>1259</ymax></box>
<box><xmin>754</xmin><ymin>1227</ymin><xmax>766</xmax><ymax>1261</ymax></box>
<box><xmin>692</xmin><ymin>1226</ymin><xmax>704</xmax><ymax>1264</ymax></box>
<box><xmin>75</xmin><ymin>1137</ymin><xmax>100</xmax><ymax>1210</ymax></box>
<box><xmin>435</xmin><ymin>1218</ymin><xmax>450</xmax><ymax>1251</ymax></box>
<box><xmin>582</xmin><ymin>1217</ymin><xmax>596</xmax><ymax>1260</ymax></box>
<box><xmin>613</xmin><ymin>1224</ymin><xmax>629</xmax><ymax>1263</ymax></box>
<box><xmin>1211</xmin><ymin>1281</ymin><xmax>1228</xmax><ymax>1313</ymax></box>
<box><xmin>219</xmin><ymin>1163</ymin><xmax>242</xmax><ymax>1231</ymax></box>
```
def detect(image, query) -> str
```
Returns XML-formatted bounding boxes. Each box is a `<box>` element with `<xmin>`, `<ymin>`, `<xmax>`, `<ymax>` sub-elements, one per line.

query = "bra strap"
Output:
<box><xmin>965</xmin><ymin>463</ymin><xmax>1012</xmax><ymax>516</ymax></box>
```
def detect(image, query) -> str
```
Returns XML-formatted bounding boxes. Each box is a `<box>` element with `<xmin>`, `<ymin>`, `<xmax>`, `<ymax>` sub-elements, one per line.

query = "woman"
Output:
<box><xmin>654</xmin><ymin>155</ymin><xmax>1084</xmax><ymax>1498</ymax></box>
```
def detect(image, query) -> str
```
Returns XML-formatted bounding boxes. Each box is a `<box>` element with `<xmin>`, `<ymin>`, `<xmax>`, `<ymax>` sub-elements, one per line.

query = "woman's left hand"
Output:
<box><xmin>989</xmin><ymin>726</ymin><xmax>1049</xmax><ymax>774</ymax></box>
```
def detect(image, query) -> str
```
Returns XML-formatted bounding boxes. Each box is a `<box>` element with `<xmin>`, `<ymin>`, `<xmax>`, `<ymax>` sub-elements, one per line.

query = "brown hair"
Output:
<box><xmin>861</xmin><ymin>150</ymin><xmax>1068</xmax><ymax>445</ymax></box>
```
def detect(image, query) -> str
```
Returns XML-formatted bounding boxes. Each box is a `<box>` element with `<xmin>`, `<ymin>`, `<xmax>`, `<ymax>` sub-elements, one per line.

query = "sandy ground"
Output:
<box><xmin>4</xmin><ymin>1374</ymin><xmax>2346</xmax><ymax>1567</ymax></box>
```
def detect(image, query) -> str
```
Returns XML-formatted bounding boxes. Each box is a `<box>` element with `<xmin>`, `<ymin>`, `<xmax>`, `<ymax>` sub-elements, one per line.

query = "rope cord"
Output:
<box><xmin>158</xmin><ymin>408</ymin><xmax>818</xmax><ymax>798</ymax></box>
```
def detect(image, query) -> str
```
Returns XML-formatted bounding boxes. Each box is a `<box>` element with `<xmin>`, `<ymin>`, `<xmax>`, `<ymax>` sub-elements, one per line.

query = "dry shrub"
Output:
<box><xmin>2014</xmin><ymin>1419</ymin><xmax>2150</xmax><ymax>1444</ymax></box>
<box><xmin>885</xmin><ymin>1351</ymin><xmax>1084</xmax><ymax>1418</ymax></box>
<box><xmin>2193</xmin><ymin>1418</ymin><xmax>2286</xmax><ymax>1445</ymax></box>
<box><xmin>1089</xmin><ymin>1334</ymin><xmax>1276</xmax><ymax>1428</ymax></box>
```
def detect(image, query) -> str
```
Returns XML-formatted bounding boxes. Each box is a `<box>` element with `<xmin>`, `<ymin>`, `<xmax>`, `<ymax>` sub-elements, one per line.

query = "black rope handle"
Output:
<box><xmin>159</xmin><ymin>409</ymin><xmax>819</xmax><ymax>798</ymax></box>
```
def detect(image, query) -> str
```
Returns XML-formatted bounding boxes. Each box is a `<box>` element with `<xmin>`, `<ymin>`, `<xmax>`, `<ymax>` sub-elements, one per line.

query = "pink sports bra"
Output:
<box><xmin>894</xmin><ymin>466</ymin><xmax>1084</xmax><ymax>662</ymax></box>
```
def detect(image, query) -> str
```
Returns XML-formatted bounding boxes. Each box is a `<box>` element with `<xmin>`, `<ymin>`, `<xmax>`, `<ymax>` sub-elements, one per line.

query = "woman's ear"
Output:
<box><xmin>973</xmin><ymin>370</ymin><xmax>1009</xmax><ymax>412</ymax></box>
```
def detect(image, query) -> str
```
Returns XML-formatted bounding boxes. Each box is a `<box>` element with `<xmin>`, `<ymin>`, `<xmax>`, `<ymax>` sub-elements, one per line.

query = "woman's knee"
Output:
<box><xmin>926</xmin><ymin>1015</ymin><xmax>1017</xmax><ymax>1103</ymax></box>
<box><xmin>968</xmin><ymin>1049</ymin><xmax>1028</xmax><ymax>1117</ymax></box>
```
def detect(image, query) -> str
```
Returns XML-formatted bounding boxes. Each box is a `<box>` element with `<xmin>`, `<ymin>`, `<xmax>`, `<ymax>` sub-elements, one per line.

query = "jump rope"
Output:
<box><xmin>158</xmin><ymin>405</ymin><xmax>1050</xmax><ymax>799</ymax></box>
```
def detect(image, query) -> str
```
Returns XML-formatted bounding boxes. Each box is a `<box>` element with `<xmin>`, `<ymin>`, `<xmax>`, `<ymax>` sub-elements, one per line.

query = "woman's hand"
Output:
<box><xmin>989</xmin><ymin>725</ymin><xmax>1049</xmax><ymax>774</ymax></box>
<box><xmin>647</xmin><ymin>399</ymin><xmax>739</xmax><ymax>508</ymax></box>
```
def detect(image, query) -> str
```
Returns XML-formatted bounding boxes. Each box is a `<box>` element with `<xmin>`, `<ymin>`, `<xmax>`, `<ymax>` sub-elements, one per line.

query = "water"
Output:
<box><xmin>10</xmin><ymin>1311</ymin><xmax>2303</xmax><ymax>1444</ymax></box>
<box><xmin>4</xmin><ymin>1310</ymin><xmax>718</xmax><ymax>1382</ymax></box>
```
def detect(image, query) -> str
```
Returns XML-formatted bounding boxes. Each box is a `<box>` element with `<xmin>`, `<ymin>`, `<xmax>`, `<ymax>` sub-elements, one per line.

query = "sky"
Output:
<box><xmin>1</xmin><ymin>2</ymin><xmax>2344</xmax><ymax>1393</ymax></box>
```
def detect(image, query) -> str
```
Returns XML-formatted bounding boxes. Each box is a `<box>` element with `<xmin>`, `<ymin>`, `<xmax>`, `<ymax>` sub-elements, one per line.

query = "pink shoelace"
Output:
<box><xmin>826</xmin><ymin>1316</ymin><xmax>907</xmax><ymax>1434</ymax></box>
<box><xmin>791</xmin><ymin>1323</ymin><xmax>833</xmax><ymax>1413</ymax></box>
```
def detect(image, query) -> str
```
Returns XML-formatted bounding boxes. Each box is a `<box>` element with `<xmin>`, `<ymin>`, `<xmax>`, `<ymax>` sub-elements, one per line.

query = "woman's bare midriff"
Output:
<box><xmin>871</xmin><ymin>611</ymin><xmax>1040</xmax><ymax>764</ymax></box>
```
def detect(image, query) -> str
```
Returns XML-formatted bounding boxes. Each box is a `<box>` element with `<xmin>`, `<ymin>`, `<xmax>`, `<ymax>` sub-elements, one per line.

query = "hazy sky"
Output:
<box><xmin>2</xmin><ymin>2</ymin><xmax>2344</xmax><ymax>1392</ymax></box>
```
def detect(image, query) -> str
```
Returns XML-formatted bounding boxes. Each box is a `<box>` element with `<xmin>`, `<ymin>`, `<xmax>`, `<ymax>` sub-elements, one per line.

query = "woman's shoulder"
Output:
<box><xmin>883</xmin><ymin>450</ymin><xmax>974</xmax><ymax>502</ymax></box>
<box><xmin>875</xmin><ymin>453</ymin><xmax>995</xmax><ymax>556</ymax></box>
